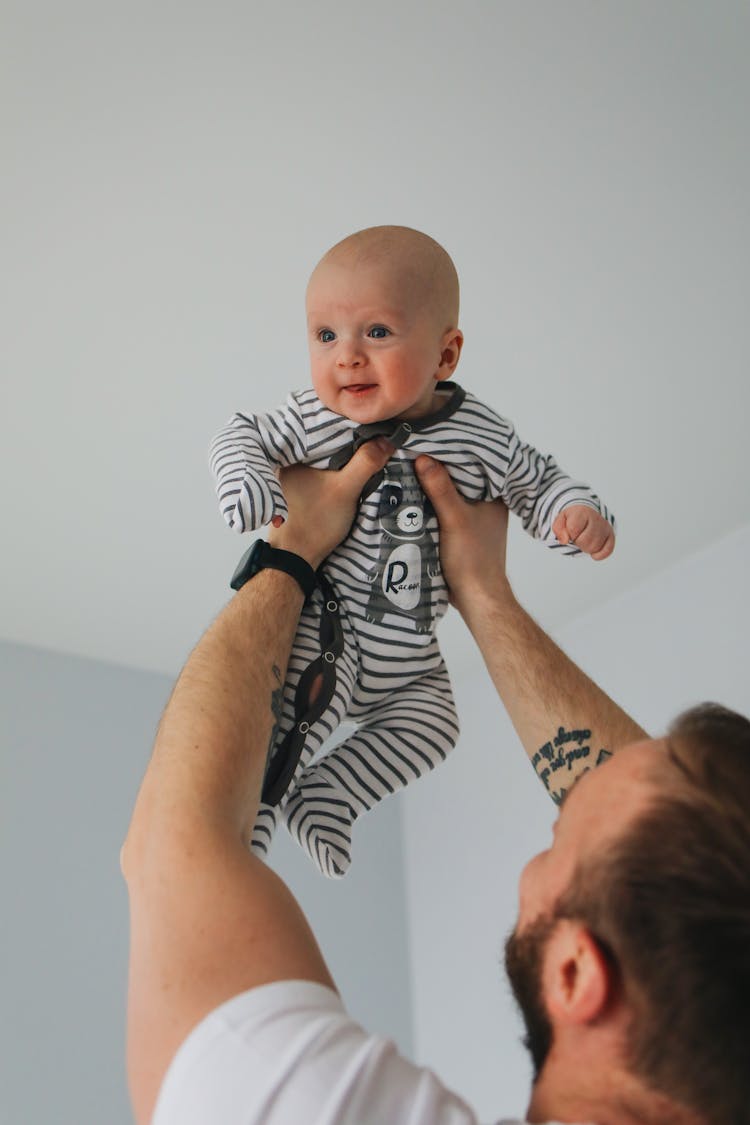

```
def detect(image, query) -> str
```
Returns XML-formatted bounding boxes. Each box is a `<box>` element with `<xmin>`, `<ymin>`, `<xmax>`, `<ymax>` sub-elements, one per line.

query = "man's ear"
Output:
<box><xmin>436</xmin><ymin>328</ymin><xmax>464</xmax><ymax>381</ymax></box>
<box><xmin>543</xmin><ymin>920</ymin><xmax>613</xmax><ymax>1025</ymax></box>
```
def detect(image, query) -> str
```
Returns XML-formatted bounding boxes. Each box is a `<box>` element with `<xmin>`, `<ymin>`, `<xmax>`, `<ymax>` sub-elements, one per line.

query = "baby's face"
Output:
<box><xmin>305</xmin><ymin>260</ymin><xmax>452</xmax><ymax>424</ymax></box>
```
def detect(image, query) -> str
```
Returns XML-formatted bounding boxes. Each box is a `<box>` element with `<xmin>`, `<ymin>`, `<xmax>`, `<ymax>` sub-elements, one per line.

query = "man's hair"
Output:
<box><xmin>559</xmin><ymin>703</ymin><xmax>750</xmax><ymax>1125</ymax></box>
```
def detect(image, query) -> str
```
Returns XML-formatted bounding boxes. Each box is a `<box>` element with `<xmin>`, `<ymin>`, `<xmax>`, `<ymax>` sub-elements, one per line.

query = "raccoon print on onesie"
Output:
<box><xmin>210</xmin><ymin>382</ymin><xmax>615</xmax><ymax>877</ymax></box>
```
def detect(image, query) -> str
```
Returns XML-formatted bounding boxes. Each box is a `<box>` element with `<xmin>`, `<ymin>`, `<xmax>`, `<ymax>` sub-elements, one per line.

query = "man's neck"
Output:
<box><xmin>527</xmin><ymin>1046</ymin><xmax>704</xmax><ymax>1125</ymax></box>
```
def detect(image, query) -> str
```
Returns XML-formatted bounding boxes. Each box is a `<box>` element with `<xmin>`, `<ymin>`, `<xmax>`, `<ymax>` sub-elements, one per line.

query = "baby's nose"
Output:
<box><xmin>336</xmin><ymin>341</ymin><xmax>365</xmax><ymax>367</ymax></box>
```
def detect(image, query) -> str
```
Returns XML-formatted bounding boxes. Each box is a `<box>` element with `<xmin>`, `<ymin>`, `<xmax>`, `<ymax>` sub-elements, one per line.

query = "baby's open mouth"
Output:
<box><xmin>344</xmin><ymin>384</ymin><xmax>377</xmax><ymax>393</ymax></box>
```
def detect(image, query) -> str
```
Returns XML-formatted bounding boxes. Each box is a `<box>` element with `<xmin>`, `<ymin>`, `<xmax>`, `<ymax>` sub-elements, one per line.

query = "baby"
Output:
<box><xmin>210</xmin><ymin>226</ymin><xmax>615</xmax><ymax>878</ymax></box>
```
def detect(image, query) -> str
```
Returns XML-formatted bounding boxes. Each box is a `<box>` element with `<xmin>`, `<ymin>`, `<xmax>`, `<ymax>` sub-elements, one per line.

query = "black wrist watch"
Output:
<box><xmin>230</xmin><ymin>539</ymin><xmax>318</xmax><ymax>601</ymax></box>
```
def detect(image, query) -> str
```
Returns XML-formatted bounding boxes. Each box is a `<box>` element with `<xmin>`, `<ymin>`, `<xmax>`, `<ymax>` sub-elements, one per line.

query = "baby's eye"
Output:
<box><xmin>318</xmin><ymin>329</ymin><xmax>336</xmax><ymax>343</ymax></box>
<box><xmin>368</xmin><ymin>325</ymin><xmax>390</xmax><ymax>339</ymax></box>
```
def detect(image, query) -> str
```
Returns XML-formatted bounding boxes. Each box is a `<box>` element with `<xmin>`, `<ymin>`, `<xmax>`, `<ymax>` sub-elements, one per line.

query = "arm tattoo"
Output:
<box><xmin>530</xmin><ymin>726</ymin><xmax>612</xmax><ymax>804</ymax></box>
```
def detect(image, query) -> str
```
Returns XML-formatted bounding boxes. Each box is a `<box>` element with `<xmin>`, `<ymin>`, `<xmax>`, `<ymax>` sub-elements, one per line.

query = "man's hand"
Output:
<box><xmin>414</xmin><ymin>454</ymin><xmax>510</xmax><ymax>609</ymax></box>
<box><xmin>268</xmin><ymin>439</ymin><xmax>393</xmax><ymax>569</ymax></box>
<box><xmin>552</xmin><ymin>505</ymin><xmax>615</xmax><ymax>560</ymax></box>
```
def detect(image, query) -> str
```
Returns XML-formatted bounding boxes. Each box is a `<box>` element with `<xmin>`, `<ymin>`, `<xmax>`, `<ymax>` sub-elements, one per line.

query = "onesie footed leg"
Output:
<box><xmin>283</xmin><ymin>767</ymin><xmax>363</xmax><ymax>879</ymax></box>
<box><xmin>248</xmin><ymin>802</ymin><xmax>279</xmax><ymax>859</ymax></box>
<box><xmin>284</xmin><ymin>666</ymin><xmax>459</xmax><ymax>878</ymax></box>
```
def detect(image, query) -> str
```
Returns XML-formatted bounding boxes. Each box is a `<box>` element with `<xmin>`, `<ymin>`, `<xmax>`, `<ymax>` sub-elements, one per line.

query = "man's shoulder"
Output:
<box><xmin>153</xmin><ymin>980</ymin><xmax>482</xmax><ymax>1125</ymax></box>
<box><xmin>152</xmin><ymin>980</ymin><xmax>599</xmax><ymax>1125</ymax></box>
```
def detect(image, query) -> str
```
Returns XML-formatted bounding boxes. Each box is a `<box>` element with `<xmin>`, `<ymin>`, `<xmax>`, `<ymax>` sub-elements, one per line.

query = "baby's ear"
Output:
<box><xmin>437</xmin><ymin>328</ymin><xmax>464</xmax><ymax>378</ymax></box>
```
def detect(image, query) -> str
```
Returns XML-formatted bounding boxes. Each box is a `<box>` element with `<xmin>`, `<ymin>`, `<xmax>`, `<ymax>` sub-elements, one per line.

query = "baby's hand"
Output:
<box><xmin>552</xmin><ymin>505</ymin><xmax>615</xmax><ymax>560</ymax></box>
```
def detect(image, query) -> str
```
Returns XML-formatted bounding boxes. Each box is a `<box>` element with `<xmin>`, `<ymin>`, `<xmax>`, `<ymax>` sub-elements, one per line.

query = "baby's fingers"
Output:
<box><xmin>577</xmin><ymin>520</ymin><xmax>615</xmax><ymax>559</ymax></box>
<box><xmin>556</xmin><ymin>506</ymin><xmax>615</xmax><ymax>560</ymax></box>
<box><xmin>552</xmin><ymin>512</ymin><xmax>572</xmax><ymax>545</ymax></box>
<box><xmin>591</xmin><ymin>529</ymin><xmax>616</xmax><ymax>561</ymax></box>
<box><xmin>554</xmin><ymin>506</ymin><xmax>589</xmax><ymax>546</ymax></box>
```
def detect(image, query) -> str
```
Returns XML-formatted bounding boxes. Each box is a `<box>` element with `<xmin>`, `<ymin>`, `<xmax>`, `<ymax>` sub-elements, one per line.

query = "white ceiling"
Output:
<box><xmin>3</xmin><ymin>1</ymin><xmax>749</xmax><ymax>677</ymax></box>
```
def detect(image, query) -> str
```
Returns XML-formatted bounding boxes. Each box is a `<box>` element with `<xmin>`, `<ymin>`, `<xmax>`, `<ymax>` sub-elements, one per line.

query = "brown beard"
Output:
<box><xmin>504</xmin><ymin>916</ymin><xmax>556</xmax><ymax>1080</ymax></box>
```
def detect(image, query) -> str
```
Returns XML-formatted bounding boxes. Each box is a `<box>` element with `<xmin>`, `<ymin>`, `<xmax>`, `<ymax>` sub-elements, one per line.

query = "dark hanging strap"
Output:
<box><xmin>328</xmin><ymin>420</ymin><xmax>416</xmax><ymax>500</ymax></box>
<box><xmin>261</xmin><ymin>575</ymin><xmax>345</xmax><ymax>807</ymax></box>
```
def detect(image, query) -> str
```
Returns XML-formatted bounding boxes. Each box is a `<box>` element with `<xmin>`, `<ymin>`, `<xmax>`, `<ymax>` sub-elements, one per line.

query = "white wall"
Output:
<box><xmin>401</xmin><ymin>521</ymin><xmax>750</xmax><ymax>1121</ymax></box>
<box><xmin>0</xmin><ymin>641</ymin><xmax>413</xmax><ymax>1125</ymax></box>
<box><xmin>4</xmin><ymin>0</ymin><xmax>749</xmax><ymax>674</ymax></box>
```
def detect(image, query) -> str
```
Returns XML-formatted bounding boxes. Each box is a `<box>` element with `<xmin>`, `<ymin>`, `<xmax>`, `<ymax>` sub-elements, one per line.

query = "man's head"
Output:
<box><xmin>506</xmin><ymin>704</ymin><xmax>750</xmax><ymax>1125</ymax></box>
<box><xmin>305</xmin><ymin>226</ymin><xmax>463</xmax><ymax>424</ymax></box>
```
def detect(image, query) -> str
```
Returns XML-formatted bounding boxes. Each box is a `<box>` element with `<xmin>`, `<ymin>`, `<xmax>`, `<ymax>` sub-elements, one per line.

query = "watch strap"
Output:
<box><xmin>231</xmin><ymin>540</ymin><xmax>318</xmax><ymax>600</ymax></box>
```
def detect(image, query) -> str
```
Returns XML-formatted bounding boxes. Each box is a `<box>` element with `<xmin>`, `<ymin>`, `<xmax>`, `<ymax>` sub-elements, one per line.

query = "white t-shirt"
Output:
<box><xmin>152</xmin><ymin>979</ymin><xmax>586</xmax><ymax>1125</ymax></box>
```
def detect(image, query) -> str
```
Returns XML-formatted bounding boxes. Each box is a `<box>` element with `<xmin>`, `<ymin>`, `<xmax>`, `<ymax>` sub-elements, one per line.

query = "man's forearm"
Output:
<box><xmin>456</xmin><ymin>581</ymin><xmax>647</xmax><ymax>804</ymax></box>
<box><xmin>124</xmin><ymin>571</ymin><xmax>304</xmax><ymax>867</ymax></box>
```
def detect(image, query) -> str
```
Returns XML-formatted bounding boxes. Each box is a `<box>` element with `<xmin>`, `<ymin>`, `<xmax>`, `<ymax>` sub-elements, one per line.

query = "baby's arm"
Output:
<box><xmin>209</xmin><ymin>396</ymin><xmax>309</xmax><ymax>533</ymax></box>
<box><xmin>500</xmin><ymin>429</ymin><xmax>616</xmax><ymax>558</ymax></box>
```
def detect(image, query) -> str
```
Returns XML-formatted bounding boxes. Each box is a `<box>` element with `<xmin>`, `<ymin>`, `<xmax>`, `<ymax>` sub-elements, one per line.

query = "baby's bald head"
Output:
<box><xmin>308</xmin><ymin>226</ymin><xmax>460</xmax><ymax>333</ymax></box>
<box><xmin>305</xmin><ymin>226</ymin><xmax>464</xmax><ymax>422</ymax></box>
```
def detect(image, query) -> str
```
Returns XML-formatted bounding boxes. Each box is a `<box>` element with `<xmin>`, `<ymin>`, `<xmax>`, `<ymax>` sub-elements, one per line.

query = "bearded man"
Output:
<box><xmin>123</xmin><ymin>443</ymin><xmax>750</xmax><ymax>1125</ymax></box>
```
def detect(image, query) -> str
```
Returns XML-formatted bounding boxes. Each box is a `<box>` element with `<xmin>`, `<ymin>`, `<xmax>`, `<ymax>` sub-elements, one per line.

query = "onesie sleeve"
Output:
<box><xmin>208</xmin><ymin>395</ymin><xmax>309</xmax><ymax>533</ymax></box>
<box><xmin>500</xmin><ymin>428</ymin><xmax>615</xmax><ymax>554</ymax></box>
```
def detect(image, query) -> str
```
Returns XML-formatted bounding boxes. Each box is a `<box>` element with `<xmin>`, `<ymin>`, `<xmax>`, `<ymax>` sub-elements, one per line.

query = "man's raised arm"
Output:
<box><xmin>415</xmin><ymin>455</ymin><xmax>646</xmax><ymax>804</ymax></box>
<box><xmin>122</xmin><ymin>440</ymin><xmax>393</xmax><ymax>1125</ymax></box>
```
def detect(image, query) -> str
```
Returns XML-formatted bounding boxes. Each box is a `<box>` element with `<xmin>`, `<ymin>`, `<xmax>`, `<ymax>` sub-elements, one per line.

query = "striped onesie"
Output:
<box><xmin>209</xmin><ymin>382</ymin><xmax>614</xmax><ymax>878</ymax></box>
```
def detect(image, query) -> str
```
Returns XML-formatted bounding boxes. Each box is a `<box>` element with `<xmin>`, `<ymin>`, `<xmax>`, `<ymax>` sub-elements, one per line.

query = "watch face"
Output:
<box><xmin>230</xmin><ymin>540</ymin><xmax>264</xmax><ymax>591</ymax></box>
<box><xmin>230</xmin><ymin>540</ymin><xmax>315</xmax><ymax>599</ymax></box>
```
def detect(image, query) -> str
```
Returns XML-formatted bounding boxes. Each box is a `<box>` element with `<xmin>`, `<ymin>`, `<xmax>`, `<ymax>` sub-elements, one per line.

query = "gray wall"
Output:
<box><xmin>0</xmin><ymin>641</ymin><xmax>412</xmax><ymax>1125</ymax></box>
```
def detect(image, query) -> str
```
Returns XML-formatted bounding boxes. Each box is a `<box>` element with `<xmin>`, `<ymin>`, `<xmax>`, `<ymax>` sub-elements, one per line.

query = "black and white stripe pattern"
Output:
<box><xmin>212</xmin><ymin>385</ymin><xmax>615</xmax><ymax>877</ymax></box>
<box><xmin>210</xmin><ymin>387</ymin><xmax>615</xmax><ymax>543</ymax></box>
<box><xmin>284</xmin><ymin>665</ymin><xmax>458</xmax><ymax>878</ymax></box>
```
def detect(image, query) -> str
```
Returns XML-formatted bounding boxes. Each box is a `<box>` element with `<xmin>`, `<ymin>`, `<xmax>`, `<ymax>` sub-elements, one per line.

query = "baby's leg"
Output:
<box><xmin>250</xmin><ymin>803</ymin><xmax>280</xmax><ymax>859</ymax></box>
<box><xmin>283</xmin><ymin>662</ymin><xmax>459</xmax><ymax>878</ymax></box>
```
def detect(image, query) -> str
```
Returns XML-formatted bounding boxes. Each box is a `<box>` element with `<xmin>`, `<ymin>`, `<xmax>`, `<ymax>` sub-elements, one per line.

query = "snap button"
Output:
<box><xmin>323</xmin><ymin>651</ymin><xmax>336</xmax><ymax>664</ymax></box>
<box><xmin>299</xmin><ymin>721</ymin><xmax>310</xmax><ymax>734</ymax></box>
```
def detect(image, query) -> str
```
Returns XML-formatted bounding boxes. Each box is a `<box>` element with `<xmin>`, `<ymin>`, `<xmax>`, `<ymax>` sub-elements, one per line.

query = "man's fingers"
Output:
<box><xmin>337</xmin><ymin>438</ymin><xmax>393</xmax><ymax>493</ymax></box>
<box><xmin>414</xmin><ymin>455</ymin><xmax>463</xmax><ymax>519</ymax></box>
